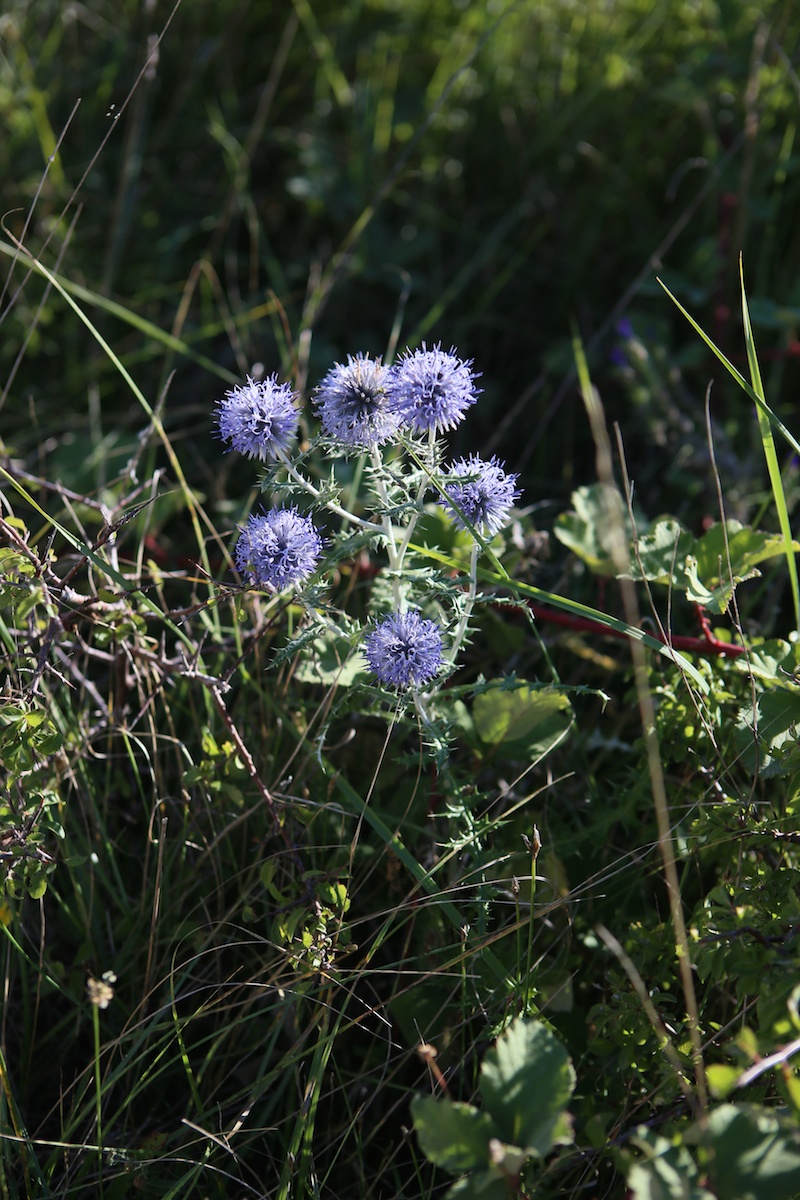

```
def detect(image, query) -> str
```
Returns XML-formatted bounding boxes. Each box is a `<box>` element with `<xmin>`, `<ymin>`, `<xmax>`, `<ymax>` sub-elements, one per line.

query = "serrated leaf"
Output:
<box><xmin>410</xmin><ymin>1095</ymin><xmax>500</xmax><ymax>1173</ymax></box>
<box><xmin>479</xmin><ymin>1018</ymin><xmax>575</xmax><ymax>1154</ymax></box>
<box><xmin>735</xmin><ymin>690</ymin><xmax>800</xmax><ymax>776</ymax></box>
<box><xmin>736</xmin><ymin>639</ymin><xmax>800</xmax><ymax>691</ymax></box>
<box><xmin>631</xmin><ymin>518</ymin><xmax>798</xmax><ymax>614</ymax></box>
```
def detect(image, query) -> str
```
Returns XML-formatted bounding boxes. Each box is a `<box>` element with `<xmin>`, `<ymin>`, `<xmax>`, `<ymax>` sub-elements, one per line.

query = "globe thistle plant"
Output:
<box><xmin>217</xmin><ymin>374</ymin><xmax>299</xmax><ymax>461</ymax></box>
<box><xmin>234</xmin><ymin>507</ymin><xmax>323</xmax><ymax>590</ymax></box>
<box><xmin>216</xmin><ymin>339</ymin><xmax>523</xmax><ymax>758</ymax></box>
<box><xmin>388</xmin><ymin>344</ymin><xmax>480</xmax><ymax>435</ymax></box>
<box><xmin>441</xmin><ymin>454</ymin><xmax>520</xmax><ymax>537</ymax></box>
<box><xmin>363</xmin><ymin>610</ymin><xmax>444</xmax><ymax>691</ymax></box>
<box><xmin>313</xmin><ymin>353</ymin><xmax>400</xmax><ymax>449</ymax></box>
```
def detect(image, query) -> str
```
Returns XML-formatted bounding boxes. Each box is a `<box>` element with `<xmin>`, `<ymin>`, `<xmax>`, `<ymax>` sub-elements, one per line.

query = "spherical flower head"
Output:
<box><xmin>216</xmin><ymin>374</ymin><xmax>299</xmax><ymax>461</ymax></box>
<box><xmin>363</xmin><ymin>610</ymin><xmax>444</xmax><ymax>690</ymax></box>
<box><xmin>441</xmin><ymin>454</ymin><xmax>520</xmax><ymax>536</ymax></box>
<box><xmin>234</xmin><ymin>507</ymin><xmax>323</xmax><ymax>590</ymax></box>
<box><xmin>388</xmin><ymin>343</ymin><xmax>480</xmax><ymax>434</ymax></box>
<box><xmin>313</xmin><ymin>353</ymin><xmax>400</xmax><ymax>448</ymax></box>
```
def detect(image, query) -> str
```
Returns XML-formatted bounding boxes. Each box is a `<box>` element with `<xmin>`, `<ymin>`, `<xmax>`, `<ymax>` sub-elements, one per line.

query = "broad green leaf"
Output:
<box><xmin>736</xmin><ymin>639</ymin><xmax>800</xmax><ymax>691</ymax></box>
<box><xmin>682</xmin><ymin>557</ymin><xmax>719</xmax><ymax>608</ymax></box>
<box><xmin>479</xmin><ymin>1018</ymin><xmax>575</xmax><ymax>1154</ymax></box>
<box><xmin>694</xmin><ymin>521</ymin><xmax>794</xmax><ymax>588</ymax></box>
<box><xmin>706</xmin><ymin>1064</ymin><xmax>742</xmax><ymax>1100</ymax></box>
<box><xmin>631</xmin><ymin>518</ymin><xmax>796</xmax><ymax>614</ymax></box>
<box><xmin>444</xmin><ymin>1169</ymin><xmax>509</xmax><ymax>1200</ymax></box>
<box><xmin>293</xmin><ymin>634</ymin><xmax>366</xmax><ymax>686</ymax></box>
<box><xmin>472</xmin><ymin>685</ymin><xmax>572</xmax><ymax>757</ymax></box>
<box><xmin>554</xmin><ymin>484</ymin><xmax>631</xmax><ymax>576</ymax></box>
<box><xmin>735</xmin><ymin>691</ymin><xmax>800</xmax><ymax>776</ymax></box>
<box><xmin>704</xmin><ymin>1103</ymin><xmax>800</xmax><ymax>1200</ymax></box>
<box><xmin>410</xmin><ymin>1095</ymin><xmax>500</xmax><ymax>1173</ymax></box>
<box><xmin>632</xmin><ymin>518</ymin><xmax>694</xmax><ymax>583</ymax></box>
<box><xmin>627</xmin><ymin>1128</ymin><xmax>714</xmax><ymax>1200</ymax></box>
<box><xmin>26</xmin><ymin>873</ymin><xmax>49</xmax><ymax>901</ymax></box>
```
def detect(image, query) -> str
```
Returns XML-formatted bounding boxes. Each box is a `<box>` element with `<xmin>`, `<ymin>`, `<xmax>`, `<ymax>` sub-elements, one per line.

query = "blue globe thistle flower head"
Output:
<box><xmin>313</xmin><ymin>353</ymin><xmax>400</xmax><ymax>448</ymax></box>
<box><xmin>234</xmin><ymin>507</ymin><xmax>323</xmax><ymax>590</ymax></box>
<box><xmin>216</xmin><ymin>374</ymin><xmax>299</xmax><ymax>461</ymax></box>
<box><xmin>388</xmin><ymin>343</ymin><xmax>480</xmax><ymax>434</ymax></box>
<box><xmin>441</xmin><ymin>454</ymin><xmax>520</xmax><ymax>537</ymax></box>
<box><xmin>364</xmin><ymin>610</ymin><xmax>444</xmax><ymax>690</ymax></box>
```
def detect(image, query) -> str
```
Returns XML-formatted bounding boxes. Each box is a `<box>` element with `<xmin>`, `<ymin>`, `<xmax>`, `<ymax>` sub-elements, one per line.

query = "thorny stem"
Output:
<box><xmin>447</xmin><ymin>542</ymin><xmax>479</xmax><ymax>665</ymax></box>
<box><xmin>369</xmin><ymin>446</ymin><xmax>403</xmax><ymax>611</ymax></box>
<box><xmin>413</xmin><ymin>691</ymin><xmax>432</xmax><ymax>728</ymax></box>
<box><xmin>394</xmin><ymin>427</ymin><xmax>437</xmax><ymax>569</ymax></box>
<box><xmin>275</xmin><ymin>447</ymin><xmax>372</xmax><ymax>530</ymax></box>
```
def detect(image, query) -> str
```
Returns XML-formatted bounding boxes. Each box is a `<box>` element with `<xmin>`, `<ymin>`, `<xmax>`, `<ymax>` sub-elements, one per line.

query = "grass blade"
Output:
<box><xmin>658</xmin><ymin>275</ymin><xmax>800</xmax><ymax>462</ymax></box>
<box><xmin>739</xmin><ymin>255</ymin><xmax>800</xmax><ymax>630</ymax></box>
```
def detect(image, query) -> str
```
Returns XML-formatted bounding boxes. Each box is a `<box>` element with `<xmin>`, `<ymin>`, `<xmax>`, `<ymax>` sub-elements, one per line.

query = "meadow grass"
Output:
<box><xmin>2</xmin><ymin>3</ymin><xmax>800</xmax><ymax>1198</ymax></box>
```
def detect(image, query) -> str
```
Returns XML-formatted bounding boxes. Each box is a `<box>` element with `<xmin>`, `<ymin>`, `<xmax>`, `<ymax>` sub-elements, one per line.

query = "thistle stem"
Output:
<box><xmin>275</xmin><ymin>448</ymin><xmax>373</xmax><ymax>531</ymax></box>
<box><xmin>447</xmin><ymin>541</ymin><xmax>480</xmax><ymax>664</ymax></box>
<box><xmin>394</xmin><ymin>428</ymin><xmax>437</xmax><ymax>569</ymax></box>
<box><xmin>369</xmin><ymin>446</ymin><xmax>403</xmax><ymax>610</ymax></box>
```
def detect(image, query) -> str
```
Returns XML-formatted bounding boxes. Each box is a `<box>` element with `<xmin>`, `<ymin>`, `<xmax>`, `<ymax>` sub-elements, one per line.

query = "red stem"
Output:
<box><xmin>528</xmin><ymin>603</ymin><xmax>747</xmax><ymax>659</ymax></box>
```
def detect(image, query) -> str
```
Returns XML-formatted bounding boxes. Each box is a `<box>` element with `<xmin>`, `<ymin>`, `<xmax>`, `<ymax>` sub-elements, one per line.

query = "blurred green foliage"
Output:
<box><xmin>2</xmin><ymin>0</ymin><xmax>799</xmax><ymax>501</ymax></box>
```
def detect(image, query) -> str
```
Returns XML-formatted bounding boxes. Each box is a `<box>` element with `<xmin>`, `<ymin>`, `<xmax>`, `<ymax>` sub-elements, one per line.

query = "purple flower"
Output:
<box><xmin>441</xmin><ymin>454</ymin><xmax>520</xmax><ymax>536</ymax></box>
<box><xmin>216</xmin><ymin>374</ymin><xmax>298</xmax><ymax>461</ymax></box>
<box><xmin>388</xmin><ymin>344</ymin><xmax>480</xmax><ymax>434</ymax></box>
<box><xmin>313</xmin><ymin>353</ymin><xmax>400</xmax><ymax>448</ymax></box>
<box><xmin>235</xmin><ymin>507</ymin><xmax>323</xmax><ymax>590</ymax></box>
<box><xmin>363</xmin><ymin>610</ymin><xmax>444</xmax><ymax>690</ymax></box>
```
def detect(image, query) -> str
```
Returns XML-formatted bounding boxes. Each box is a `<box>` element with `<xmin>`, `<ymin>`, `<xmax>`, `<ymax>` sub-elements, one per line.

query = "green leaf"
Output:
<box><xmin>736</xmin><ymin>639</ymin><xmax>800</xmax><ymax>691</ymax></box>
<box><xmin>740</xmin><ymin>261</ymin><xmax>800</xmax><ymax>632</ymax></box>
<box><xmin>472</xmin><ymin>685</ymin><xmax>572</xmax><ymax>758</ymax></box>
<box><xmin>631</xmin><ymin>518</ymin><xmax>796</xmax><ymax>614</ymax></box>
<box><xmin>706</xmin><ymin>1064</ymin><xmax>742</xmax><ymax>1100</ymax></box>
<box><xmin>626</xmin><ymin>1129</ymin><xmax>714</xmax><ymax>1200</ymax></box>
<box><xmin>735</xmin><ymin>690</ymin><xmax>800</xmax><ymax>776</ymax></box>
<box><xmin>479</xmin><ymin>1018</ymin><xmax>575</xmax><ymax>1154</ymax></box>
<box><xmin>410</xmin><ymin>1095</ymin><xmax>500</xmax><ymax>1173</ymax></box>
<box><xmin>703</xmin><ymin>1103</ymin><xmax>800</xmax><ymax>1200</ymax></box>
<box><xmin>444</xmin><ymin>1170</ymin><xmax>509</xmax><ymax>1200</ymax></box>
<box><xmin>554</xmin><ymin>484</ymin><xmax>632</xmax><ymax>576</ymax></box>
<box><xmin>293</xmin><ymin>634</ymin><xmax>366</xmax><ymax>686</ymax></box>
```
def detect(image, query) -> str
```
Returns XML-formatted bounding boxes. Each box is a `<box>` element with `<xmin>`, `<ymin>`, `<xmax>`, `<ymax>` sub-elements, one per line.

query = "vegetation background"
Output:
<box><xmin>2</xmin><ymin>0</ymin><xmax>800</xmax><ymax>1197</ymax></box>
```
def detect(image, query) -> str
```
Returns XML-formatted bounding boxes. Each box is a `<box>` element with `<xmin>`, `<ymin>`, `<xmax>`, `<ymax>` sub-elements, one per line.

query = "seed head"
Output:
<box><xmin>216</xmin><ymin>374</ymin><xmax>299</xmax><ymax>461</ymax></box>
<box><xmin>235</xmin><ymin>507</ymin><xmax>323</xmax><ymax>590</ymax></box>
<box><xmin>313</xmin><ymin>353</ymin><xmax>400</xmax><ymax>448</ymax></box>
<box><xmin>441</xmin><ymin>454</ymin><xmax>520</xmax><ymax>536</ymax></box>
<box><xmin>388</xmin><ymin>344</ymin><xmax>480</xmax><ymax>434</ymax></box>
<box><xmin>363</xmin><ymin>610</ymin><xmax>444</xmax><ymax>690</ymax></box>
